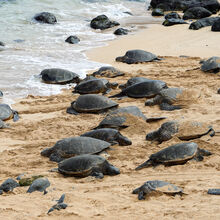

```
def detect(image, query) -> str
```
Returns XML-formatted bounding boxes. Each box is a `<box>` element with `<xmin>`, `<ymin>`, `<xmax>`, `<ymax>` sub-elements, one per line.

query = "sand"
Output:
<box><xmin>0</xmin><ymin>21</ymin><xmax>220</xmax><ymax>219</ymax></box>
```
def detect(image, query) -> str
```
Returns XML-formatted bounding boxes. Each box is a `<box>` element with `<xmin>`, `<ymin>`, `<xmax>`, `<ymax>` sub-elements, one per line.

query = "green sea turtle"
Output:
<box><xmin>81</xmin><ymin>128</ymin><xmax>132</xmax><ymax>146</ymax></box>
<box><xmin>27</xmin><ymin>178</ymin><xmax>50</xmax><ymax>194</ymax></box>
<box><xmin>110</xmin><ymin>80</ymin><xmax>167</xmax><ymax>98</ymax></box>
<box><xmin>58</xmin><ymin>154</ymin><xmax>120</xmax><ymax>179</ymax></box>
<box><xmin>135</xmin><ymin>142</ymin><xmax>211</xmax><ymax>170</ymax></box>
<box><xmin>40</xmin><ymin>68</ymin><xmax>80</xmax><ymax>84</ymax></box>
<box><xmin>48</xmin><ymin>194</ymin><xmax>68</xmax><ymax>214</ymax></box>
<box><xmin>92</xmin><ymin>66</ymin><xmax>124</xmax><ymax>78</ymax></box>
<box><xmin>0</xmin><ymin>104</ymin><xmax>19</xmax><ymax>122</ymax></box>
<box><xmin>119</xmin><ymin>77</ymin><xmax>152</xmax><ymax>89</ymax></box>
<box><xmin>132</xmin><ymin>180</ymin><xmax>183</xmax><ymax>200</ymax></box>
<box><xmin>41</xmin><ymin>136</ymin><xmax>111</xmax><ymax>162</ymax></box>
<box><xmin>201</xmin><ymin>56</ymin><xmax>220</xmax><ymax>73</ymax></box>
<box><xmin>115</xmin><ymin>50</ymin><xmax>160</xmax><ymax>64</ymax></box>
<box><xmin>146</xmin><ymin>120</ymin><xmax>215</xmax><ymax>144</ymax></box>
<box><xmin>66</xmin><ymin>94</ymin><xmax>118</xmax><ymax>115</ymax></box>
<box><xmin>73</xmin><ymin>78</ymin><xmax>117</xmax><ymax>95</ymax></box>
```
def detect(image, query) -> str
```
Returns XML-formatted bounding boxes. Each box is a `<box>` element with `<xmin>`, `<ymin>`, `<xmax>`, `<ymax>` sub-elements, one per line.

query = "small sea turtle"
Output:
<box><xmin>0</xmin><ymin>178</ymin><xmax>19</xmax><ymax>192</ymax></box>
<box><xmin>201</xmin><ymin>56</ymin><xmax>220</xmax><ymax>73</ymax></box>
<box><xmin>146</xmin><ymin>120</ymin><xmax>215</xmax><ymax>144</ymax></box>
<box><xmin>41</xmin><ymin>136</ymin><xmax>111</xmax><ymax>162</ymax></box>
<box><xmin>92</xmin><ymin>66</ymin><xmax>124</xmax><ymax>78</ymax></box>
<box><xmin>48</xmin><ymin>194</ymin><xmax>68</xmax><ymax>214</ymax></box>
<box><xmin>73</xmin><ymin>78</ymin><xmax>117</xmax><ymax>95</ymax></box>
<box><xmin>110</xmin><ymin>80</ymin><xmax>167</xmax><ymax>98</ymax></box>
<box><xmin>132</xmin><ymin>180</ymin><xmax>183</xmax><ymax>200</ymax></box>
<box><xmin>116</xmin><ymin>50</ymin><xmax>160</xmax><ymax>64</ymax></box>
<box><xmin>208</xmin><ymin>189</ymin><xmax>220</xmax><ymax>195</ymax></box>
<box><xmin>58</xmin><ymin>154</ymin><xmax>120</xmax><ymax>179</ymax></box>
<box><xmin>66</xmin><ymin>94</ymin><xmax>118</xmax><ymax>115</ymax></box>
<box><xmin>135</xmin><ymin>142</ymin><xmax>211</xmax><ymax>170</ymax></box>
<box><xmin>0</xmin><ymin>104</ymin><xmax>19</xmax><ymax>122</ymax></box>
<box><xmin>40</xmin><ymin>68</ymin><xmax>80</xmax><ymax>84</ymax></box>
<box><xmin>27</xmin><ymin>178</ymin><xmax>50</xmax><ymax>194</ymax></box>
<box><xmin>81</xmin><ymin>128</ymin><xmax>132</xmax><ymax>146</ymax></box>
<box><xmin>145</xmin><ymin>88</ymin><xmax>183</xmax><ymax>111</ymax></box>
<box><xmin>119</xmin><ymin>77</ymin><xmax>152</xmax><ymax>89</ymax></box>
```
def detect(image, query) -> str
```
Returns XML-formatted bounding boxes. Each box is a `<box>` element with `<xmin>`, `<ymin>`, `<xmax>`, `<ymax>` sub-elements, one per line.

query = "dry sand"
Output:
<box><xmin>0</xmin><ymin>22</ymin><xmax>220</xmax><ymax>219</ymax></box>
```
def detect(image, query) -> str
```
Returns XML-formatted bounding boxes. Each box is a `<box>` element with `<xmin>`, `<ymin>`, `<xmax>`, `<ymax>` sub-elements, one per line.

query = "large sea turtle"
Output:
<box><xmin>115</xmin><ymin>50</ymin><xmax>160</xmax><ymax>64</ymax></box>
<box><xmin>135</xmin><ymin>142</ymin><xmax>211</xmax><ymax>170</ymax></box>
<box><xmin>132</xmin><ymin>180</ymin><xmax>183</xmax><ymax>200</ymax></box>
<box><xmin>66</xmin><ymin>94</ymin><xmax>118</xmax><ymax>115</ymax></box>
<box><xmin>146</xmin><ymin>120</ymin><xmax>215</xmax><ymax>144</ymax></box>
<box><xmin>145</xmin><ymin>87</ymin><xmax>183</xmax><ymax>111</ymax></box>
<box><xmin>201</xmin><ymin>56</ymin><xmax>220</xmax><ymax>73</ymax></box>
<box><xmin>40</xmin><ymin>68</ymin><xmax>80</xmax><ymax>84</ymax></box>
<box><xmin>81</xmin><ymin>128</ymin><xmax>132</xmax><ymax>146</ymax></box>
<box><xmin>92</xmin><ymin>66</ymin><xmax>124</xmax><ymax>78</ymax></box>
<box><xmin>73</xmin><ymin>78</ymin><xmax>117</xmax><ymax>95</ymax></box>
<box><xmin>110</xmin><ymin>80</ymin><xmax>167</xmax><ymax>98</ymax></box>
<box><xmin>0</xmin><ymin>104</ymin><xmax>19</xmax><ymax>122</ymax></box>
<box><xmin>58</xmin><ymin>154</ymin><xmax>120</xmax><ymax>179</ymax></box>
<box><xmin>41</xmin><ymin>136</ymin><xmax>111</xmax><ymax>162</ymax></box>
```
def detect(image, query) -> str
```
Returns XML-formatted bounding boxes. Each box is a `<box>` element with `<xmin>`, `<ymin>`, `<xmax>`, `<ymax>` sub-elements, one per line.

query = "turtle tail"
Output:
<box><xmin>135</xmin><ymin>159</ymin><xmax>152</xmax><ymax>170</ymax></box>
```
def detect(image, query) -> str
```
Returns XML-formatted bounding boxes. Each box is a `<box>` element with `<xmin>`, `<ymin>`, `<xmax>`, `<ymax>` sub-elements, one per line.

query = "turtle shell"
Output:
<box><xmin>116</xmin><ymin>50</ymin><xmax>158</xmax><ymax>64</ymax></box>
<box><xmin>41</xmin><ymin>136</ymin><xmax>110</xmax><ymax>161</ymax></box>
<box><xmin>0</xmin><ymin>104</ymin><xmax>14</xmax><ymax>121</ymax></box>
<box><xmin>158</xmin><ymin>88</ymin><xmax>183</xmax><ymax>104</ymax></box>
<box><xmin>150</xmin><ymin>142</ymin><xmax>198</xmax><ymax>165</ymax></box>
<box><xmin>92</xmin><ymin>66</ymin><xmax>124</xmax><ymax>78</ymax></box>
<box><xmin>73</xmin><ymin>79</ymin><xmax>107</xmax><ymax>94</ymax></box>
<box><xmin>119</xmin><ymin>77</ymin><xmax>151</xmax><ymax>89</ymax></box>
<box><xmin>201</xmin><ymin>56</ymin><xmax>220</xmax><ymax>73</ymax></box>
<box><xmin>121</xmin><ymin>80</ymin><xmax>167</xmax><ymax>98</ymax></box>
<box><xmin>58</xmin><ymin>154</ymin><xmax>106</xmax><ymax>176</ymax></box>
<box><xmin>72</xmin><ymin>94</ymin><xmax>118</xmax><ymax>113</ymax></box>
<box><xmin>40</xmin><ymin>68</ymin><xmax>80</xmax><ymax>84</ymax></box>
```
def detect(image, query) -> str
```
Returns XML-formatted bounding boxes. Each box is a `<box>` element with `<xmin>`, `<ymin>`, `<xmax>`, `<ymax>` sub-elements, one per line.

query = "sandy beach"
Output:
<box><xmin>0</xmin><ymin>19</ymin><xmax>220</xmax><ymax>219</ymax></box>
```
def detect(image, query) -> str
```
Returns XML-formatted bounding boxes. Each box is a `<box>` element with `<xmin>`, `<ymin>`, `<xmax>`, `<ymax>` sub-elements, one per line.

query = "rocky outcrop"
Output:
<box><xmin>183</xmin><ymin>7</ymin><xmax>212</xmax><ymax>20</ymax></box>
<box><xmin>90</xmin><ymin>15</ymin><xmax>119</xmax><ymax>30</ymax></box>
<box><xmin>189</xmin><ymin>17</ymin><xmax>219</xmax><ymax>30</ymax></box>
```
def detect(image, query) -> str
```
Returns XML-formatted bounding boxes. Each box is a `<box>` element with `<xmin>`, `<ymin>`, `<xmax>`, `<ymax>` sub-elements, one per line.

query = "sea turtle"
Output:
<box><xmin>81</xmin><ymin>128</ymin><xmax>132</xmax><ymax>146</ymax></box>
<box><xmin>119</xmin><ymin>77</ymin><xmax>152</xmax><ymax>89</ymax></box>
<box><xmin>132</xmin><ymin>180</ymin><xmax>183</xmax><ymax>200</ymax></box>
<box><xmin>110</xmin><ymin>80</ymin><xmax>168</xmax><ymax>98</ymax></box>
<box><xmin>40</xmin><ymin>68</ymin><xmax>80</xmax><ymax>84</ymax></box>
<box><xmin>41</xmin><ymin>136</ymin><xmax>111</xmax><ymax>162</ymax></box>
<box><xmin>201</xmin><ymin>56</ymin><xmax>220</xmax><ymax>73</ymax></box>
<box><xmin>58</xmin><ymin>154</ymin><xmax>120</xmax><ymax>179</ymax></box>
<box><xmin>146</xmin><ymin>120</ymin><xmax>215</xmax><ymax>144</ymax></box>
<box><xmin>66</xmin><ymin>94</ymin><xmax>118</xmax><ymax>115</ymax></box>
<box><xmin>0</xmin><ymin>104</ymin><xmax>19</xmax><ymax>122</ymax></box>
<box><xmin>27</xmin><ymin>178</ymin><xmax>50</xmax><ymax>194</ymax></box>
<box><xmin>0</xmin><ymin>178</ymin><xmax>19</xmax><ymax>192</ymax></box>
<box><xmin>145</xmin><ymin>87</ymin><xmax>183</xmax><ymax>111</ymax></box>
<box><xmin>92</xmin><ymin>66</ymin><xmax>125</xmax><ymax>78</ymax></box>
<box><xmin>208</xmin><ymin>189</ymin><xmax>220</xmax><ymax>195</ymax></box>
<box><xmin>73</xmin><ymin>78</ymin><xmax>117</xmax><ymax>95</ymax></box>
<box><xmin>135</xmin><ymin>142</ymin><xmax>211</xmax><ymax>170</ymax></box>
<box><xmin>115</xmin><ymin>50</ymin><xmax>160</xmax><ymax>64</ymax></box>
<box><xmin>48</xmin><ymin>194</ymin><xmax>68</xmax><ymax>214</ymax></box>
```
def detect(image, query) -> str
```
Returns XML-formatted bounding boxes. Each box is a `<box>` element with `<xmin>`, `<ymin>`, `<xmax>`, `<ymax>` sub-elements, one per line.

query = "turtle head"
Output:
<box><xmin>41</xmin><ymin>147</ymin><xmax>53</xmax><ymax>157</ymax></box>
<box><xmin>198</xmin><ymin>148</ymin><xmax>212</xmax><ymax>157</ymax></box>
<box><xmin>109</xmin><ymin>82</ymin><xmax>118</xmax><ymax>89</ymax></box>
<box><xmin>115</xmin><ymin>56</ymin><xmax>124</xmax><ymax>62</ymax></box>
<box><xmin>116</xmin><ymin>133</ymin><xmax>132</xmax><ymax>146</ymax></box>
<box><xmin>105</xmin><ymin>164</ymin><xmax>120</xmax><ymax>176</ymax></box>
<box><xmin>135</xmin><ymin>159</ymin><xmax>152</xmax><ymax>170</ymax></box>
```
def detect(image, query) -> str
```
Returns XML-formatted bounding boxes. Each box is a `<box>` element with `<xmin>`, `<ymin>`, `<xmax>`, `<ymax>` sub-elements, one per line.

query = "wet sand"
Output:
<box><xmin>0</xmin><ymin>22</ymin><xmax>220</xmax><ymax>219</ymax></box>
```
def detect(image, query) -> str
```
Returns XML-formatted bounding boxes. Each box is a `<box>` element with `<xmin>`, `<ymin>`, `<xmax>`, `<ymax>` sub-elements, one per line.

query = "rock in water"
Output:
<box><xmin>90</xmin><ymin>15</ymin><xmax>119</xmax><ymax>30</ymax></box>
<box><xmin>65</xmin><ymin>35</ymin><xmax>80</xmax><ymax>44</ymax></box>
<box><xmin>34</xmin><ymin>12</ymin><xmax>57</xmax><ymax>24</ymax></box>
<box><xmin>114</xmin><ymin>28</ymin><xmax>129</xmax><ymax>35</ymax></box>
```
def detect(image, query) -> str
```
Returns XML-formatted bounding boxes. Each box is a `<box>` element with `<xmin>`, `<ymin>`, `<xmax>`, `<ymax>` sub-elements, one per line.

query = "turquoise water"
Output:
<box><xmin>0</xmin><ymin>0</ymin><xmax>158</xmax><ymax>103</ymax></box>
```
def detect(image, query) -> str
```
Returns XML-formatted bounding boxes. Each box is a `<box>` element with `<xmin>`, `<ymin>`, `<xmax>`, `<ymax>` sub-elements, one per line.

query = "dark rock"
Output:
<box><xmin>0</xmin><ymin>91</ymin><xmax>3</xmax><ymax>97</ymax></box>
<box><xmin>90</xmin><ymin>15</ymin><xmax>119</xmax><ymax>30</ymax></box>
<box><xmin>152</xmin><ymin>8</ymin><xmax>164</xmax><ymax>16</ymax></box>
<box><xmin>114</xmin><ymin>28</ymin><xmax>129</xmax><ymax>35</ymax></box>
<box><xmin>34</xmin><ymin>12</ymin><xmax>57</xmax><ymax>24</ymax></box>
<box><xmin>165</xmin><ymin>12</ymin><xmax>181</xmax><ymax>19</ymax></box>
<box><xmin>211</xmin><ymin>17</ymin><xmax>220</xmax><ymax>31</ymax></box>
<box><xmin>189</xmin><ymin>17</ymin><xmax>220</xmax><ymax>30</ymax></box>
<box><xmin>0</xmin><ymin>178</ymin><xmax>19</xmax><ymax>192</ymax></box>
<box><xmin>163</xmin><ymin>18</ymin><xmax>188</xmax><ymax>26</ymax></box>
<box><xmin>218</xmin><ymin>88</ymin><xmax>220</xmax><ymax>94</ymax></box>
<box><xmin>65</xmin><ymin>35</ymin><xmax>80</xmax><ymax>44</ymax></box>
<box><xmin>183</xmin><ymin>7</ymin><xmax>212</xmax><ymax>20</ymax></box>
<box><xmin>0</xmin><ymin>41</ymin><xmax>5</xmax><ymax>46</ymax></box>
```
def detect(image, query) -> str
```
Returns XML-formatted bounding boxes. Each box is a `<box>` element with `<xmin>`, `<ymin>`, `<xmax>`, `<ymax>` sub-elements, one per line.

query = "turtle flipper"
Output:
<box><xmin>91</xmin><ymin>171</ymin><xmax>104</xmax><ymax>179</ymax></box>
<box><xmin>56</xmin><ymin>193</ymin><xmax>65</xmax><ymax>204</ymax></box>
<box><xmin>12</xmin><ymin>110</ymin><xmax>19</xmax><ymax>122</ymax></box>
<box><xmin>109</xmin><ymin>92</ymin><xmax>126</xmax><ymax>99</ymax></box>
<box><xmin>103</xmin><ymin>88</ymin><xmax>111</xmax><ymax>95</ymax></box>
<box><xmin>135</xmin><ymin>159</ymin><xmax>152</xmax><ymax>170</ymax></box>
<box><xmin>66</xmin><ymin>106</ymin><xmax>79</xmax><ymax>115</ymax></box>
<box><xmin>138</xmin><ymin>191</ymin><xmax>146</xmax><ymax>200</ymax></box>
<box><xmin>160</xmin><ymin>102</ymin><xmax>182</xmax><ymax>111</ymax></box>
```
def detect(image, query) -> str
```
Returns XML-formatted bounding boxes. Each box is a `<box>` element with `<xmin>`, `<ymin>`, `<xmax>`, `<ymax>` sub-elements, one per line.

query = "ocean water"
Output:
<box><xmin>0</xmin><ymin>0</ymin><xmax>161</xmax><ymax>104</ymax></box>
